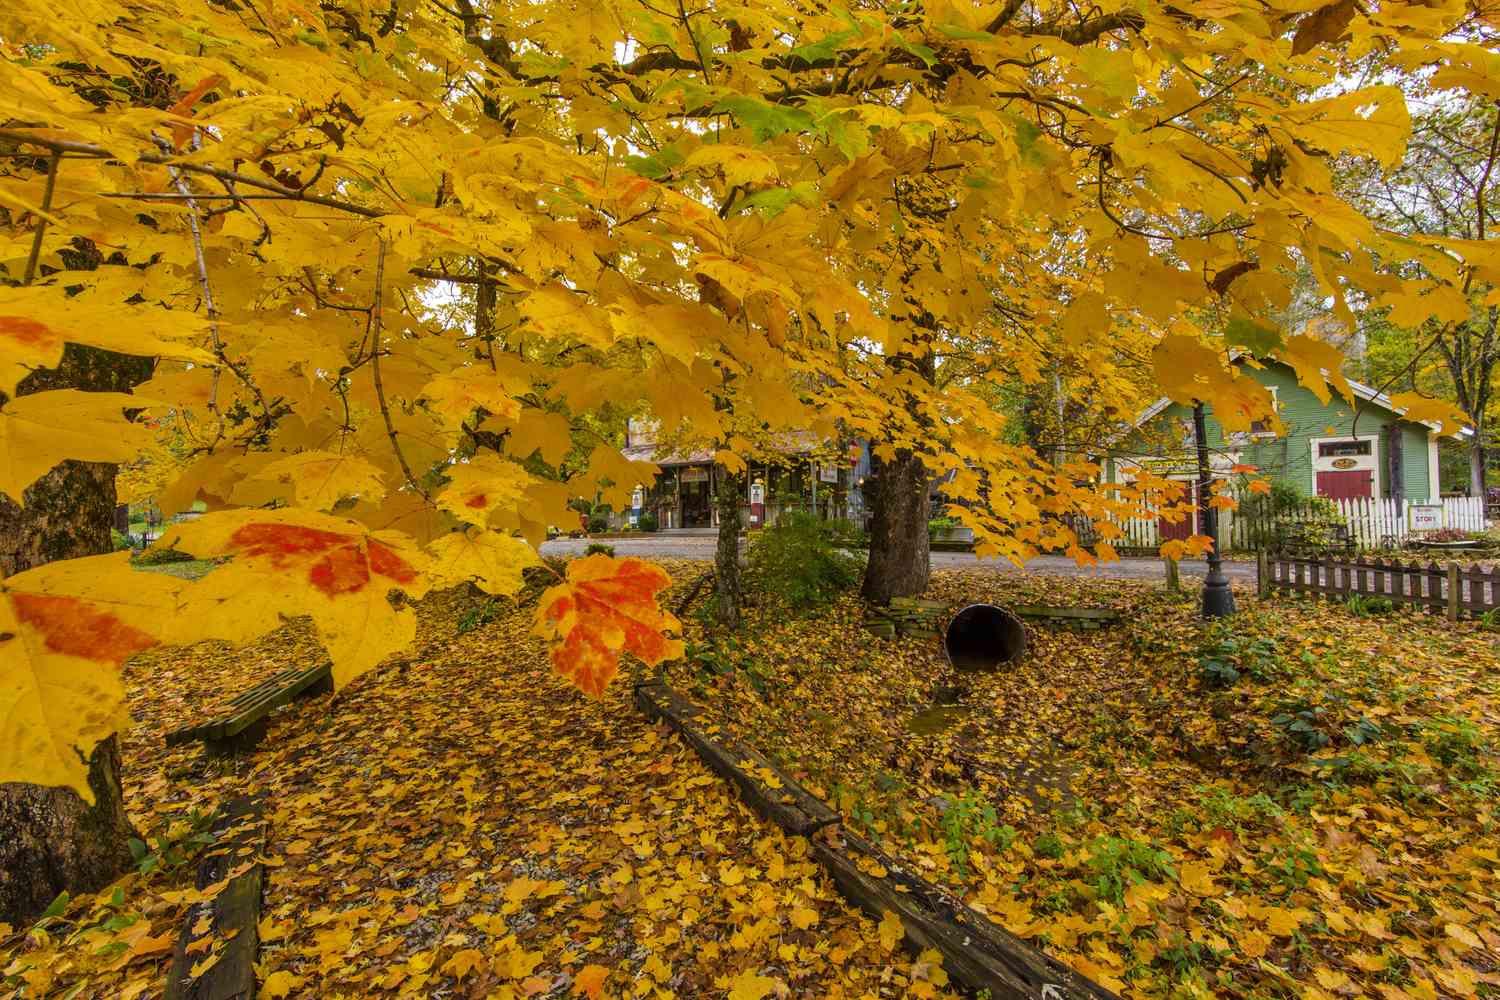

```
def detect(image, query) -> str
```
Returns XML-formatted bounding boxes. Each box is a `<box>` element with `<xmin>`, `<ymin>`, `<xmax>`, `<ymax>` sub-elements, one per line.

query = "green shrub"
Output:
<box><xmin>747</xmin><ymin>512</ymin><xmax>864</xmax><ymax>608</ymax></box>
<box><xmin>587</xmin><ymin>514</ymin><xmax>609</xmax><ymax>534</ymax></box>
<box><xmin>927</xmin><ymin>515</ymin><xmax>959</xmax><ymax>539</ymax></box>
<box><xmin>638</xmin><ymin>511</ymin><xmax>658</xmax><ymax>532</ymax></box>
<box><xmin>585</xmin><ymin>542</ymin><xmax>616</xmax><ymax>557</ymax></box>
<box><xmin>132</xmin><ymin>546</ymin><xmax>198</xmax><ymax>567</ymax></box>
<box><xmin>1082</xmin><ymin>836</ymin><xmax>1176</xmax><ymax>904</ymax></box>
<box><xmin>111</xmin><ymin>528</ymin><xmax>131</xmax><ymax>551</ymax></box>
<box><xmin>1346</xmin><ymin>593</ymin><xmax>1395</xmax><ymax>617</ymax></box>
<box><xmin>825</xmin><ymin>517</ymin><xmax>868</xmax><ymax>548</ymax></box>
<box><xmin>456</xmin><ymin>597</ymin><xmax>499</xmax><ymax>635</ymax></box>
<box><xmin>1197</xmin><ymin>630</ymin><xmax>1281</xmax><ymax>687</ymax></box>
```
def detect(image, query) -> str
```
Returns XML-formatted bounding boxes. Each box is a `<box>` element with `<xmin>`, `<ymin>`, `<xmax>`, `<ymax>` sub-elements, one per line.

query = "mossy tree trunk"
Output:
<box><xmin>0</xmin><ymin>340</ymin><xmax>152</xmax><ymax>929</ymax></box>
<box><xmin>714</xmin><ymin>466</ymin><xmax>743</xmax><ymax>628</ymax></box>
<box><xmin>860</xmin><ymin>445</ymin><xmax>932</xmax><ymax>604</ymax></box>
<box><xmin>861</xmin><ymin>316</ymin><xmax>935</xmax><ymax>605</ymax></box>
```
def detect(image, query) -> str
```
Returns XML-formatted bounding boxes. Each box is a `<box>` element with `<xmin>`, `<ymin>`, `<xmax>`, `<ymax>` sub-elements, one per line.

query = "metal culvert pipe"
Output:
<box><xmin>943</xmin><ymin>604</ymin><xmax>1027</xmax><ymax>672</ymax></box>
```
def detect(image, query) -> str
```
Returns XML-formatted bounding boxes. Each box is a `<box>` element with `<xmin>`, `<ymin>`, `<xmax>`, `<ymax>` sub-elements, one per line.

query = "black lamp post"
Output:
<box><xmin>1193</xmin><ymin>400</ymin><xmax>1236</xmax><ymax>618</ymax></box>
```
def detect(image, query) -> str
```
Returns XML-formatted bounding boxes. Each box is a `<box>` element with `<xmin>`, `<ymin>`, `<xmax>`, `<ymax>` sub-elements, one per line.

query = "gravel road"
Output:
<box><xmin>538</xmin><ymin>534</ymin><xmax>1255</xmax><ymax>580</ymax></box>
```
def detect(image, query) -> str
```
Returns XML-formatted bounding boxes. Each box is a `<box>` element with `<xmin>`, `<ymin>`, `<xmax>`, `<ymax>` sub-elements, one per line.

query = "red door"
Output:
<box><xmin>1158</xmin><ymin>482</ymin><xmax>1197</xmax><ymax>542</ymax></box>
<box><xmin>1316</xmin><ymin>470</ymin><xmax>1373</xmax><ymax>500</ymax></box>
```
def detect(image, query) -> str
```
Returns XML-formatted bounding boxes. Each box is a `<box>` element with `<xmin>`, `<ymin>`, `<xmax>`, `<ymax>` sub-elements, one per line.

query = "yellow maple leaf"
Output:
<box><xmin>253</xmin><ymin>450</ymin><xmax>388</xmax><ymax>511</ymax></box>
<box><xmin>1388</xmin><ymin>392</ymin><xmax>1468</xmax><ymax>436</ymax></box>
<box><xmin>441</xmin><ymin>948</ymin><xmax>486</xmax><ymax>981</ymax></box>
<box><xmin>1262</xmin><ymin>906</ymin><xmax>1304</xmax><ymax>937</ymax></box>
<box><xmin>260</xmin><ymin>970</ymin><xmax>304</xmax><ymax>999</ymax></box>
<box><xmin>0</xmin><ymin>286</ymin><xmax>215</xmax><ymax>396</ymax></box>
<box><xmin>727</xmin><ymin>970</ymin><xmax>780</xmax><ymax>1000</ymax></box>
<box><xmin>877</xmin><ymin>909</ymin><xmax>905</xmax><ymax>951</ymax></box>
<box><xmin>788</xmin><ymin>906</ymin><xmax>818</xmax><ymax>930</ymax></box>
<box><xmin>420</xmin><ymin>371</ymin><xmax>522</xmax><ymax>433</ymax></box>
<box><xmin>0</xmin><ymin>390</ymin><xmax>156</xmax><ymax>505</ymax></box>
<box><xmin>426</xmin><ymin>528</ymin><xmax>540</xmax><ymax>595</ymax></box>
<box><xmin>160</xmin><ymin>509</ymin><xmax>431</xmax><ymax>686</ymax></box>
<box><xmin>0</xmin><ymin>552</ymin><xmax>181</xmax><ymax>797</ymax></box>
<box><xmin>1279</xmin><ymin>335</ymin><xmax>1352</xmax><ymax>406</ymax></box>
<box><xmin>437</xmin><ymin>454</ymin><xmax>531</xmax><ymax>525</ymax></box>
<box><xmin>572</xmin><ymin>963</ymin><xmax>609</xmax><ymax>999</ymax></box>
<box><xmin>1444</xmin><ymin>921</ymin><xmax>1483</xmax><ymax>950</ymax></box>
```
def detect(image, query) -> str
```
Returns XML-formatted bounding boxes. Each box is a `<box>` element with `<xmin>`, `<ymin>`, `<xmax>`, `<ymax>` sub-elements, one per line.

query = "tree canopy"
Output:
<box><xmin>0</xmin><ymin>0</ymin><xmax>1491</xmax><ymax>796</ymax></box>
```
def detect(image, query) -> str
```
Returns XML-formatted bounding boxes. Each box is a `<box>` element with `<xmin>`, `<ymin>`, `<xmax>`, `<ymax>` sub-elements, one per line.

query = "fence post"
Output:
<box><xmin>1257</xmin><ymin>549</ymin><xmax>1270</xmax><ymax>599</ymax></box>
<box><xmin>1447</xmin><ymin>563</ymin><xmax>1461</xmax><ymax>620</ymax></box>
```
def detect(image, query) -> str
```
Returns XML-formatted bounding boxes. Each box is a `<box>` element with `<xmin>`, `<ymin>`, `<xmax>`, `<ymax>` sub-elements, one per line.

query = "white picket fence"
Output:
<box><xmin>1313</xmin><ymin>496</ymin><xmax>1488</xmax><ymax>548</ymax></box>
<box><xmin>1102</xmin><ymin>496</ymin><xmax>1489</xmax><ymax>552</ymax></box>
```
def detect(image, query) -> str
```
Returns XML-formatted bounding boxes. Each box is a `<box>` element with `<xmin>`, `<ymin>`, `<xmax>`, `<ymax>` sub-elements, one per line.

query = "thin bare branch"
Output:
<box><xmin>21</xmin><ymin>152</ymin><xmax>61</xmax><ymax>286</ymax></box>
<box><xmin>369</xmin><ymin>238</ymin><xmax>431</xmax><ymax>500</ymax></box>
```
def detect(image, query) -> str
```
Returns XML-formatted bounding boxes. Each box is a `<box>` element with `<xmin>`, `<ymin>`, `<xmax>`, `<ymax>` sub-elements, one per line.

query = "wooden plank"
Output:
<box><xmin>813</xmin><ymin>829</ymin><xmax>1117</xmax><ymax>1000</ymax></box>
<box><xmin>225</xmin><ymin>667</ymin><xmax>300</xmax><ymax>709</ymax></box>
<box><xmin>1010</xmin><ymin>605</ymin><xmax>1119</xmax><ymax>622</ymax></box>
<box><xmin>1470</xmin><ymin>565</ymin><xmax>1494</xmax><ymax>614</ymax></box>
<box><xmin>634</xmin><ymin>682</ymin><xmax>1116</xmax><ymax>1000</ymax></box>
<box><xmin>164</xmin><ymin>795</ymin><xmax>265</xmax><ymax>1000</ymax></box>
<box><xmin>634</xmin><ymin>682</ymin><xmax>837</xmax><ymax>835</ymax></box>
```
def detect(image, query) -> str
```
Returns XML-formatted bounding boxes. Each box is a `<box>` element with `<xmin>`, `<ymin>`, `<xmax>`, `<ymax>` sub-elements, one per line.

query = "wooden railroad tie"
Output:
<box><xmin>163</xmin><ymin>794</ymin><xmax>266</xmax><ymax>1000</ymax></box>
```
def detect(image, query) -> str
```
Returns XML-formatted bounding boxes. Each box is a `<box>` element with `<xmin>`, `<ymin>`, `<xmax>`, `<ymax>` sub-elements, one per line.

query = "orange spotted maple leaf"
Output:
<box><xmin>532</xmin><ymin>555</ymin><xmax>684</xmax><ymax>697</ymax></box>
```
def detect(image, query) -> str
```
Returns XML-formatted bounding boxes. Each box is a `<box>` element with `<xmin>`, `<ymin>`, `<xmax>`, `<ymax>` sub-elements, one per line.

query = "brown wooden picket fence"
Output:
<box><xmin>1257</xmin><ymin>551</ymin><xmax>1500</xmax><ymax>619</ymax></box>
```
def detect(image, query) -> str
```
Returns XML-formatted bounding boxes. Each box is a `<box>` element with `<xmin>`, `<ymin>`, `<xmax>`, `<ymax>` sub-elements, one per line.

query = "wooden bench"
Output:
<box><xmin>166</xmin><ymin>663</ymin><xmax>332</xmax><ymax>755</ymax></box>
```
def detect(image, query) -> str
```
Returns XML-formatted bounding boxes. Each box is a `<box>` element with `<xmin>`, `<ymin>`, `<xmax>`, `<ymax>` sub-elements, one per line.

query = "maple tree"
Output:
<box><xmin>1348</xmin><ymin>94</ymin><xmax>1500</xmax><ymax>495</ymax></box>
<box><xmin>0</xmin><ymin>0</ymin><xmax>1491</xmax><ymax>925</ymax></box>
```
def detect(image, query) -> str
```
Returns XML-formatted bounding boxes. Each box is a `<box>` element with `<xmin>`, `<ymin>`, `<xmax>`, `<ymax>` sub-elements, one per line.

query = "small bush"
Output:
<box><xmin>111</xmin><ymin>528</ymin><xmax>131</xmax><ymax>551</ymax></box>
<box><xmin>1197</xmin><ymin>631</ymin><xmax>1280</xmax><ymax>687</ymax></box>
<box><xmin>585</xmin><ymin>542</ymin><xmax>616</xmax><ymax>557</ymax></box>
<box><xmin>1346</xmin><ymin>593</ymin><xmax>1395</xmax><ymax>617</ymax></box>
<box><xmin>746</xmin><ymin>512</ymin><xmax>864</xmax><ymax>608</ymax></box>
<box><xmin>456</xmin><ymin>597</ymin><xmax>498</xmax><ymax>635</ymax></box>
<box><xmin>587</xmin><ymin>514</ymin><xmax>609</xmax><ymax>534</ymax></box>
<box><xmin>825</xmin><ymin>517</ymin><xmax>868</xmax><ymax>548</ymax></box>
<box><xmin>132</xmin><ymin>546</ymin><xmax>198</xmax><ymax>567</ymax></box>
<box><xmin>1422</xmin><ymin>527</ymin><xmax>1479</xmax><ymax>543</ymax></box>
<box><xmin>638</xmin><ymin>511</ymin><xmax>658</xmax><ymax>532</ymax></box>
<box><xmin>927</xmin><ymin>515</ymin><xmax>959</xmax><ymax>539</ymax></box>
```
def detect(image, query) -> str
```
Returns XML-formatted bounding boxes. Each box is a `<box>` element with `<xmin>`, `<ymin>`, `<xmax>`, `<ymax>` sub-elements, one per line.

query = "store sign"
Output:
<box><xmin>1331</xmin><ymin>458</ymin><xmax>1358</xmax><ymax>470</ymax></box>
<box><xmin>1408</xmin><ymin>504</ymin><xmax>1442</xmax><ymax>531</ymax></box>
<box><xmin>680</xmin><ymin>466</ymin><xmax>709</xmax><ymax>483</ymax></box>
<box><xmin>818</xmin><ymin>465</ymin><xmax>838</xmax><ymax>483</ymax></box>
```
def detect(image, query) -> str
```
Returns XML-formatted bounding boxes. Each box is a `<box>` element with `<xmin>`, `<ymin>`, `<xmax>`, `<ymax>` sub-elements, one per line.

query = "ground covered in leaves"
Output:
<box><xmin>668</xmin><ymin>573</ymin><xmax>1500</xmax><ymax>1000</ymax></box>
<box><xmin>0</xmin><ymin>560</ymin><xmax>960</xmax><ymax>1000</ymax></box>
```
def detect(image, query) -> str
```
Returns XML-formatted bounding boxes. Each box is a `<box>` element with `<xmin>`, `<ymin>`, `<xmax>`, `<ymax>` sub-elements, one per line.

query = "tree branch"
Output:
<box><xmin>21</xmin><ymin>152</ymin><xmax>60</xmax><ymax>286</ymax></box>
<box><xmin>369</xmin><ymin>238</ymin><xmax>430</xmax><ymax>500</ymax></box>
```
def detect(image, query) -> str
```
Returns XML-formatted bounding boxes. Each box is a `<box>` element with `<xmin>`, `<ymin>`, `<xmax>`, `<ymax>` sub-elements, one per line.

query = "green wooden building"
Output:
<box><xmin>1106</xmin><ymin>357</ymin><xmax>1468</xmax><ymax>542</ymax></box>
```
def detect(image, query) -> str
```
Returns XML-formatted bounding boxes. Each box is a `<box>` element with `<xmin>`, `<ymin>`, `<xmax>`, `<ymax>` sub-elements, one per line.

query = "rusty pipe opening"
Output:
<box><xmin>944</xmin><ymin>604</ymin><xmax>1027</xmax><ymax>672</ymax></box>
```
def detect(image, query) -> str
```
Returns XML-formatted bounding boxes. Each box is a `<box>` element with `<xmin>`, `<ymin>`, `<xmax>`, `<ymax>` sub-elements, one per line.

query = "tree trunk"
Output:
<box><xmin>0</xmin><ymin>342</ymin><xmax>151</xmax><ymax>929</ymax></box>
<box><xmin>0</xmin><ymin>737</ymin><xmax>135</xmax><ymax>928</ymax></box>
<box><xmin>714</xmin><ymin>466</ymin><xmax>742</xmax><ymax>628</ymax></box>
<box><xmin>1469</xmin><ymin>435</ymin><xmax>1486</xmax><ymax>497</ymax></box>
<box><xmin>861</xmin><ymin>446</ymin><xmax>931</xmax><ymax>604</ymax></box>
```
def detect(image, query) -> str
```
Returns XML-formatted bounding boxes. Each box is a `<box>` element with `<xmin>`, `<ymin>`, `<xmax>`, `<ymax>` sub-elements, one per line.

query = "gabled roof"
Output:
<box><xmin>1132</xmin><ymin>355</ymin><xmax>1473</xmax><ymax>438</ymax></box>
